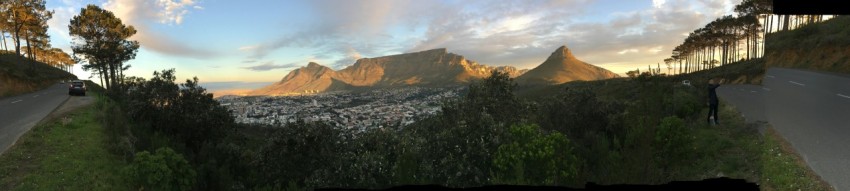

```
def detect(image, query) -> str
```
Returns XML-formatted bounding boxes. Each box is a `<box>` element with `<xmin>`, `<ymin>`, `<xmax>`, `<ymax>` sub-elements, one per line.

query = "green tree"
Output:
<box><xmin>126</xmin><ymin>147</ymin><xmax>197</xmax><ymax>191</ymax></box>
<box><xmin>492</xmin><ymin>124</ymin><xmax>579</xmax><ymax>185</ymax></box>
<box><xmin>653</xmin><ymin>116</ymin><xmax>694</xmax><ymax>178</ymax></box>
<box><xmin>69</xmin><ymin>4</ymin><xmax>139</xmax><ymax>93</ymax></box>
<box><xmin>0</xmin><ymin>0</ymin><xmax>53</xmax><ymax>59</ymax></box>
<box><xmin>123</xmin><ymin>69</ymin><xmax>235</xmax><ymax>152</ymax></box>
<box><xmin>258</xmin><ymin>120</ymin><xmax>343</xmax><ymax>188</ymax></box>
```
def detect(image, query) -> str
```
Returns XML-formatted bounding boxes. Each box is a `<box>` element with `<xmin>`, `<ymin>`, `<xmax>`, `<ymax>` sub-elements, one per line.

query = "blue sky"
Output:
<box><xmin>41</xmin><ymin>0</ymin><xmax>740</xmax><ymax>86</ymax></box>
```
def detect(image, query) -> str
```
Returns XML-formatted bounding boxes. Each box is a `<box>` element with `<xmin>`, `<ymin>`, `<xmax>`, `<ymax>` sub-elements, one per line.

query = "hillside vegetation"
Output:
<box><xmin>0</xmin><ymin>54</ymin><xmax>76</xmax><ymax>97</ymax></box>
<box><xmin>765</xmin><ymin>15</ymin><xmax>850</xmax><ymax>75</ymax></box>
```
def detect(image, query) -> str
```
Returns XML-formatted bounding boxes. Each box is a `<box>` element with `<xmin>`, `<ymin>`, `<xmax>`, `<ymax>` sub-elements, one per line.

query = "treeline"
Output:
<box><xmin>648</xmin><ymin>0</ymin><xmax>834</xmax><ymax>76</ymax></box>
<box><xmin>99</xmin><ymin>68</ymin><xmax>740</xmax><ymax>190</ymax></box>
<box><xmin>0</xmin><ymin>0</ymin><xmax>76</xmax><ymax>72</ymax></box>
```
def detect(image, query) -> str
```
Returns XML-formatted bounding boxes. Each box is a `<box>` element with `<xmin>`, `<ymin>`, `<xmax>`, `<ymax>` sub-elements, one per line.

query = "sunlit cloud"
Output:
<box><xmin>242</xmin><ymin>61</ymin><xmax>299</xmax><ymax>71</ymax></box>
<box><xmin>103</xmin><ymin>0</ymin><xmax>217</xmax><ymax>58</ymax></box>
<box><xmin>617</xmin><ymin>49</ymin><xmax>639</xmax><ymax>55</ymax></box>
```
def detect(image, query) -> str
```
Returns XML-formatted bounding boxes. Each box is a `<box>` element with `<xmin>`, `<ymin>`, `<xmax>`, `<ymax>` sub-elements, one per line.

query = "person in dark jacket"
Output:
<box><xmin>707</xmin><ymin>78</ymin><xmax>725</xmax><ymax>125</ymax></box>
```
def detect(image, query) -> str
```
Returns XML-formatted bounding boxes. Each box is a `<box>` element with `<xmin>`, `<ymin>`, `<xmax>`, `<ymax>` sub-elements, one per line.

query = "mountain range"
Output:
<box><xmin>249</xmin><ymin>46</ymin><xmax>617</xmax><ymax>95</ymax></box>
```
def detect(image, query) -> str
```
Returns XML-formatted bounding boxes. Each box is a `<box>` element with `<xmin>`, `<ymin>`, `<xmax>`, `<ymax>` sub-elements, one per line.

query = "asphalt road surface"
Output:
<box><xmin>0</xmin><ymin>83</ymin><xmax>70</xmax><ymax>154</ymax></box>
<box><xmin>718</xmin><ymin>68</ymin><xmax>850</xmax><ymax>191</ymax></box>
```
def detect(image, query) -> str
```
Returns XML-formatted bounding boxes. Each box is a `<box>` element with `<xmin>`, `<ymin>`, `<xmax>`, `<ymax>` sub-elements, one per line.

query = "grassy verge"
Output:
<box><xmin>760</xmin><ymin>126</ymin><xmax>834</xmax><ymax>191</ymax></box>
<box><xmin>0</xmin><ymin>92</ymin><xmax>130</xmax><ymax>190</ymax></box>
<box><xmin>681</xmin><ymin>102</ymin><xmax>761</xmax><ymax>182</ymax></box>
<box><xmin>686</xmin><ymin>102</ymin><xmax>832</xmax><ymax>190</ymax></box>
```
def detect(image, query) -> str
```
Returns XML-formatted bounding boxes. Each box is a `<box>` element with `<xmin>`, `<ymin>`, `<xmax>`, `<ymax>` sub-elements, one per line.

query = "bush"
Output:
<box><xmin>258</xmin><ymin>121</ymin><xmax>344</xmax><ymax>188</ymax></box>
<box><xmin>123</xmin><ymin>69</ymin><xmax>235</xmax><ymax>152</ymax></box>
<box><xmin>95</xmin><ymin>94</ymin><xmax>136</xmax><ymax>161</ymax></box>
<box><xmin>125</xmin><ymin>147</ymin><xmax>197</xmax><ymax>191</ymax></box>
<box><xmin>492</xmin><ymin>124</ymin><xmax>579</xmax><ymax>185</ymax></box>
<box><xmin>663</xmin><ymin>89</ymin><xmax>702</xmax><ymax>118</ymax></box>
<box><xmin>653</xmin><ymin>116</ymin><xmax>694</xmax><ymax>172</ymax></box>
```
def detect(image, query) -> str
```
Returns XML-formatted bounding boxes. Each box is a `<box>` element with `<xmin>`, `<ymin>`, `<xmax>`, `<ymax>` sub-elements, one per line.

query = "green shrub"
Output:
<box><xmin>96</xmin><ymin>96</ymin><xmax>136</xmax><ymax>161</ymax></box>
<box><xmin>492</xmin><ymin>124</ymin><xmax>579</xmax><ymax>185</ymax></box>
<box><xmin>125</xmin><ymin>147</ymin><xmax>197</xmax><ymax>191</ymax></box>
<box><xmin>653</xmin><ymin>116</ymin><xmax>694</xmax><ymax>171</ymax></box>
<box><xmin>665</xmin><ymin>89</ymin><xmax>702</xmax><ymax>118</ymax></box>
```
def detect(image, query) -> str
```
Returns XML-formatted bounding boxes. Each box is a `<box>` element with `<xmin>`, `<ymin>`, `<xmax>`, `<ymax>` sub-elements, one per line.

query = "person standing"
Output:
<box><xmin>707</xmin><ymin>78</ymin><xmax>724</xmax><ymax>125</ymax></box>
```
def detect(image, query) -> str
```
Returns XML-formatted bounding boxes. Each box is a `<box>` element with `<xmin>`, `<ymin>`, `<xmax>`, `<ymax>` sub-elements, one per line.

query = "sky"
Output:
<box><xmin>39</xmin><ymin>0</ymin><xmax>742</xmax><ymax>86</ymax></box>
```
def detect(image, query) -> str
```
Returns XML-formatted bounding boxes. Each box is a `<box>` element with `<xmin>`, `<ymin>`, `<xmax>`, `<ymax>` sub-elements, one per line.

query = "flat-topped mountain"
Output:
<box><xmin>250</xmin><ymin>46</ymin><xmax>617</xmax><ymax>95</ymax></box>
<box><xmin>515</xmin><ymin>46</ymin><xmax>619</xmax><ymax>85</ymax></box>
<box><xmin>250</xmin><ymin>48</ymin><xmax>524</xmax><ymax>95</ymax></box>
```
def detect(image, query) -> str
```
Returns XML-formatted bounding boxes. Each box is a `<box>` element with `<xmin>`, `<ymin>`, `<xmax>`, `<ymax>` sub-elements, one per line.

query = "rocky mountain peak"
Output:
<box><xmin>551</xmin><ymin>45</ymin><xmax>575</xmax><ymax>60</ymax></box>
<box><xmin>307</xmin><ymin>62</ymin><xmax>322</xmax><ymax>68</ymax></box>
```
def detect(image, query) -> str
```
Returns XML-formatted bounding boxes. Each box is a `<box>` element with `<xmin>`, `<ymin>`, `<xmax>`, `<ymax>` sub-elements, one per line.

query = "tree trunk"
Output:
<box><xmin>1</xmin><ymin>30</ymin><xmax>6</xmax><ymax>52</ymax></box>
<box><xmin>25</xmin><ymin>37</ymin><xmax>33</xmax><ymax>60</ymax></box>
<box><xmin>744</xmin><ymin>27</ymin><xmax>751</xmax><ymax>59</ymax></box>
<box><xmin>13</xmin><ymin>28</ymin><xmax>21</xmax><ymax>56</ymax></box>
<box><xmin>782</xmin><ymin>15</ymin><xmax>790</xmax><ymax>31</ymax></box>
<box><xmin>110</xmin><ymin>63</ymin><xmax>117</xmax><ymax>92</ymax></box>
<box><xmin>99</xmin><ymin>71</ymin><xmax>105</xmax><ymax>88</ymax></box>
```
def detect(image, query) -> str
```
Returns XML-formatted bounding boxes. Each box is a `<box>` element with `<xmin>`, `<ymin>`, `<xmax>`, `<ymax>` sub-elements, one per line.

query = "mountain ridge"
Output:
<box><xmin>250</xmin><ymin>46</ymin><xmax>616</xmax><ymax>95</ymax></box>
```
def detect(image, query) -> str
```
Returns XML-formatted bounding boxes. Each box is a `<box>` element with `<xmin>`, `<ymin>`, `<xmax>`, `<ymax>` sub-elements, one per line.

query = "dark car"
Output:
<box><xmin>69</xmin><ymin>80</ymin><xmax>86</xmax><ymax>96</ymax></box>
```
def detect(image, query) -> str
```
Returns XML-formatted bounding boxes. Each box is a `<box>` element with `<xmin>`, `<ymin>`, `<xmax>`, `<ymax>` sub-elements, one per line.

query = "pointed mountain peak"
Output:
<box><xmin>516</xmin><ymin>45</ymin><xmax>618</xmax><ymax>85</ymax></box>
<box><xmin>551</xmin><ymin>45</ymin><xmax>575</xmax><ymax>60</ymax></box>
<box><xmin>307</xmin><ymin>62</ymin><xmax>322</xmax><ymax>68</ymax></box>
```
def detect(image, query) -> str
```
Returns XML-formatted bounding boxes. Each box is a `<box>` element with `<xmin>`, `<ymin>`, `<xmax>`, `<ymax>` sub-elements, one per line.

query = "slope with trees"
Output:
<box><xmin>0</xmin><ymin>0</ymin><xmax>78</xmax><ymax>98</ymax></box>
<box><xmin>654</xmin><ymin>0</ymin><xmax>835</xmax><ymax>76</ymax></box>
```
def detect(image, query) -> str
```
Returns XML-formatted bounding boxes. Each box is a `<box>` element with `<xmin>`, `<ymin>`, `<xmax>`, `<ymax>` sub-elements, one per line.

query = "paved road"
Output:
<box><xmin>718</xmin><ymin>68</ymin><xmax>850</xmax><ymax>191</ymax></box>
<box><xmin>0</xmin><ymin>83</ymin><xmax>70</xmax><ymax>154</ymax></box>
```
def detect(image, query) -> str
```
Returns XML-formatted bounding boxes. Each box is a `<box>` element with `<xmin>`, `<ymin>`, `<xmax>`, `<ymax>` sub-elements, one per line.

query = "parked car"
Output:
<box><xmin>682</xmin><ymin>80</ymin><xmax>691</xmax><ymax>86</ymax></box>
<box><xmin>69</xmin><ymin>80</ymin><xmax>86</xmax><ymax>96</ymax></box>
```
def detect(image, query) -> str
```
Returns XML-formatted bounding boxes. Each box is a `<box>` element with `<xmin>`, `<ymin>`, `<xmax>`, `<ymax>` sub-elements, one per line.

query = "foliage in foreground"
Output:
<box><xmin>99</xmin><ymin>63</ymin><xmax>822</xmax><ymax>190</ymax></box>
<box><xmin>125</xmin><ymin>147</ymin><xmax>196</xmax><ymax>191</ymax></box>
<box><xmin>492</xmin><ymin>124</ymin><xmax>578</xmax><ymax>185</ymax></box>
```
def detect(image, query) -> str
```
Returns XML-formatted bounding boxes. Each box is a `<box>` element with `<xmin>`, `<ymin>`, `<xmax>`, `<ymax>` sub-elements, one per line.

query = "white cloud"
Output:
<box><xmin>243</xmin><ymin>0</ymin><xmax>740</xmax><ymax>74</ymax></box>
<box><xmin>238</xmin><ymin>45</ymin><xmax>257</xmax><ymax>51</ymax></box>
<box><xmin>47</xmin><ymin>6</ymin><xmax>76</xmax><ymax>42</ymax></box>
<box><xmin>242</xmin><ymin>61</ymin><xmax>299</xmax><ymax>71</ymax></box>
<box><xmin>156</xmin><ymin>0</ymin><xmax>197</xmax><ymax>25</ymax></box>
<box><xmin>652</xmin><ymin>0</ymin><xmax>666</xmax><ymax>8</ymax></box>
<box><xmin>647</xmin><ymin>46</ymin><xmax>664</xmax><ymax>54</ymax></box>
<box><xmin>617</xmin><ymin>49</ymin><xmax>639</xmax><ymax>55</ymax></box>
<box><xmin>103</xmin><ymin>0</ymin><xmax>216</xmax><ymax>58</ymax></box>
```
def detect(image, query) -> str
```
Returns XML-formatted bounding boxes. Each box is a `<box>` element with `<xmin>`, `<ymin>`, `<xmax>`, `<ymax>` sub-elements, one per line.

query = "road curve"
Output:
<box><xmin>718</xmin><ymin>68</ymin><xmax>850</xmax><ymax>191</ymax></box>
<box><xmin>0</xmin><ymin>83</ymin><xmax>71</xmax><ymax>155</ymax></box>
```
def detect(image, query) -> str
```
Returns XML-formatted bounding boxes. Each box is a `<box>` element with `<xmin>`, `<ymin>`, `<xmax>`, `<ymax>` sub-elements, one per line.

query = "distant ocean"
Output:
<box><xmin>199</xmin><ymin>81</ymin><xmax>275</xmax><ymax>92</ymax></box>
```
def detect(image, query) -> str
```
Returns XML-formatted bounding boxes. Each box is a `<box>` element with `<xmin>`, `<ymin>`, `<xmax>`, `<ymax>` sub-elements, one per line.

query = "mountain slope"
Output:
<box><xmin>250</xmin><ymin>62</ymin><xmax>338</xmax><ymax>95</ymax></box>
<box><xmin>251</xmin><ymin>46</ymin><xmax>616</xmax><ymax>95</ymax></box>
<box><xmin>515</xmin><ymin>46</ymin><xmax>618</xmax><ymax>85</ymax></box>
<box><xmin>250</xmin><ymin>48</ymin><xmax>524</xmax><ymax>95</ymax></box>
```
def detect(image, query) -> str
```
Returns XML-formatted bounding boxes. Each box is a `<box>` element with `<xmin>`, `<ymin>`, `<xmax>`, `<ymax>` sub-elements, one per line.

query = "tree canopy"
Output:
<box><xmin>69</xmin><ymin>4</ymin><xmax>139</xmax><ymax>93</ymax></box>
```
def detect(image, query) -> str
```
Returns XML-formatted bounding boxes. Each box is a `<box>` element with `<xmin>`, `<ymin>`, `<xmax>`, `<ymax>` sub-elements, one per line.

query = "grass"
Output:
<box><xmin>684</xmin><ymin>102</ymin><xmax>832</xmax><ymax>190</ymax></box>
<box><xmin>0</xmin><ymin>92</ymin><xmax>131</xmax><ymax>190</ymax></box>
<box><xmin>760</xmin><ymin>126</ymin><xmax>834</xmax><ymax>191</ymax></box>
<box><xmin>683</xmin><ymin>102</ymin><xmax>762</xmax><ymax>182</ymax></box>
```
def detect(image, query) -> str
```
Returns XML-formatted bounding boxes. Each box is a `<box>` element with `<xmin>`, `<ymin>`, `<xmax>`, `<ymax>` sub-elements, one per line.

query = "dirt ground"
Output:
<box><xmin>40</xmin><ymin>95</ymin><xmax>95</xmax><ymax>125</ymax></box>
